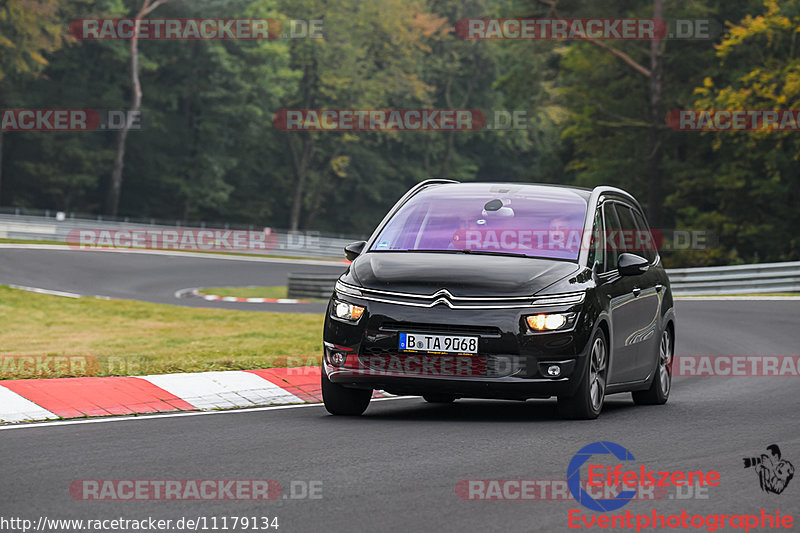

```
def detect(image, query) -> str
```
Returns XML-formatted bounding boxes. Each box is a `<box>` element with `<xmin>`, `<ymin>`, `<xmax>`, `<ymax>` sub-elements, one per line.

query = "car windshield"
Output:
<box><xmin>370</xmin><ymin>185</ymin><xmax>589</xmax><ymax>261</ymax></box>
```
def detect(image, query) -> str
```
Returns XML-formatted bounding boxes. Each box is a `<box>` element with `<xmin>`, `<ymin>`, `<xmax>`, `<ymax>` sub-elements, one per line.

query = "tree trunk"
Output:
<box><xmin>107</xmin><ymin>123</ymin><xmax>131</xmax><ymax>216</ymax></box>
<box><xmin>106</xmin><ymin>0</ymin><xmax>168</xmax><ymax>217</ymax></box>
<box><xmin>647</xmin><ymin>0</ymin><xmax>664</xmax><ymax>227</ymax></box>
<box><xmin>287</xmin><ymin>132</ymin><xmax>314</xmax><ymax>231</ymax></box>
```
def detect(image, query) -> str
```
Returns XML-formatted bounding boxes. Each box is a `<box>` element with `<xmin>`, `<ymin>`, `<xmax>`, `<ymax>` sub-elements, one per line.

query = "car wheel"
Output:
<box><xmin>557</xmin><ymin>329</ymin><xmax>607</xmax><ymax>420</ymax></box>
<box><xmin>632</xmin><ymin>327</ymin><xmax>673</xmax><ymax>405</ymax></box>
<box><xmin>422</xmin><ymin>394</ymin><xmax>456</xmax><ymax>404</ymax></box>
<box><xmin>321</xmin><ymin>367</ymin><xmax>372</xmax><ymax>416</ymax></box>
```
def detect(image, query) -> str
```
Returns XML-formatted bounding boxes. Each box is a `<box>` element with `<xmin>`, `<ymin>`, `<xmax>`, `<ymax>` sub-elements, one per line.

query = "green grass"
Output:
<box><xmin>0</xmin><ymin>286</ymin><xmax>324</xmax><ymax>379</ymax></box>
<box><xmin>199</xmin><ymin>286</ymin><xmax>289</xmax><ymax>299</ymax></box>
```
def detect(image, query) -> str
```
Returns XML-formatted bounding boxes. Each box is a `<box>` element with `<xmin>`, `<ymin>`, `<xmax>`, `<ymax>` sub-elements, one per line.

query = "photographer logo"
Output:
<box><xmin>743</xmin><ymin>444</ymin><xmax>795</xmax><ymax>495</ymax></box>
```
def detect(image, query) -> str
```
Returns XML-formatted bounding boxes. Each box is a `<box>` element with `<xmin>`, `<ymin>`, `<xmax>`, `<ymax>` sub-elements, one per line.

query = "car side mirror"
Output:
<box><xmin>344</xmin><ymin>241</ymin><xmax>367</xmax><ymax>261</ymax></box>
<box><xmin>617</xmin><ymin>253</ymin><xmax>650</xmax><ymax>276</ymax></box>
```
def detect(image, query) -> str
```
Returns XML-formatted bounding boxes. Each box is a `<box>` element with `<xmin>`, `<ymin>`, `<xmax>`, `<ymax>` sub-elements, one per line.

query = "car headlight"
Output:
<box><xmin>335</xmin><ymin>280</ymin><xmax>362</xmax><ymax>297</ymax></box>
<box><xmin>526</xmin><ymin>313</ymin><xmax>575</xmax><ymax>331</ymax></box>
<box><xmin>332</xmin><ymin>299</ymin><xmax>365</xmax><ymax>321</ymax></box>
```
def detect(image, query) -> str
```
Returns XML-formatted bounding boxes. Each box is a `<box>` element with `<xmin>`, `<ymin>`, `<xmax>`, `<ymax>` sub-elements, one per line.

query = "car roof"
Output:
<box><xmin>422</xmin><ymin>181</ymin><xmax>594</xmax><ymax>201</ymax></box>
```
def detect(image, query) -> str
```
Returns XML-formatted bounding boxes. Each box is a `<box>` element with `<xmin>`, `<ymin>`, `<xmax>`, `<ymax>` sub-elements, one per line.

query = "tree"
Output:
<box><xmin>0</xmin><ymin>0</ymin><xmax>80</xmax><ymax>203</ymax></box>
<box><xmin>277</xmin><ymin>0</ymin><xmax>439</xmax><ymax>230</ymax></box>
<box><xmin>534</xmin><ymin>0</ymin><xmax>666</xmax><ymax>226</ymax></box>
<box><xmin>685</xmin><ymin>0</ymin><xmax>800</xmax><ymax>263</ymax></box>
<box><xmin>106</xmin><ymin>0</ymin><xmax>169</xmax><ymax>217</ymax></box>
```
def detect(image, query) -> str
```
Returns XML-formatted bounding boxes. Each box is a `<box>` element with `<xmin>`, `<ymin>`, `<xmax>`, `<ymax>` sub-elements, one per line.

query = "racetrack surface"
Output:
<box><xmin>2</xmin><ymin>300</ymin><xmax>798</xmax><ymax>532</ymax></box>
<box><xmin>0</xmin><ymin>247</ymin><xmax>347</xmax><ymax>313</ymax></box>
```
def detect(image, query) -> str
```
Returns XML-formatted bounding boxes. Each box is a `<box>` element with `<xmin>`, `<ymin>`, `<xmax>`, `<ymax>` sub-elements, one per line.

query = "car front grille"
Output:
<box><xmin>377</xmin><ymin>320</ymin><xmax>502</xmax><ymax>337</ymax></box>
<box><xmin>356</xmin><ymin>347</ymin><xmax>519</xmax><ymax>378</ymax></box>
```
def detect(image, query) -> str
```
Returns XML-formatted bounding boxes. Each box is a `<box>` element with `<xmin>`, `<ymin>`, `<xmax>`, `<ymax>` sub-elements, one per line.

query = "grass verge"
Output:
<box><xmin>199</xmin><ymin>286</ymin><xmax>289</xmax><ymax>299</ymax></box>
<box><xmin>0</xmin><ymin>286</ymin><xmax>323</xmax><ymax>379</ymax></box>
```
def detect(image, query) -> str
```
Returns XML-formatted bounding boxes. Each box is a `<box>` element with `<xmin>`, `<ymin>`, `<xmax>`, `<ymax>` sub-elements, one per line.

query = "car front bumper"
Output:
<box><xmin>323</xmin><ymin>296</ymin><xmax>594</xmax><ymax>400</ymax></box>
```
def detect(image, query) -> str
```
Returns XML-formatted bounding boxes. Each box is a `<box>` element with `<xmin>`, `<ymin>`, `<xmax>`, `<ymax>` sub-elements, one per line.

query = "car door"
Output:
<box><xmin>595</xmin><ymin>201</ymin><xmax>639</xmax><ymax>385</ymax></box>
<box><xmin>613</xmin><ymin>202</ymin><xmax>661</xmax><ymax>382</ymax></box>
<box><xmin>629</xmin><ymin>206</ymin><xmax>665</xmax><ymax>378</ymax></box>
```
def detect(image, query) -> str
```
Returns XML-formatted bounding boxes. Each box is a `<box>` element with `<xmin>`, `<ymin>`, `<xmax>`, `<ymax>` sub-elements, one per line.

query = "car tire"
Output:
<box><xmin>322</xmin><ymin>367</ymin><xmax>372</xmax><ymax>416</ymax></box>
<box><xmin>632</xmin><ymin>327</ymin><xmax>672</xmax><ymax>406</ymax></box>
<box><xmin>557</xmin><ymin>329</ymin><xmax>607</xmax><ymax>420</ymax></box>
<box><xmin>422</xmin><ymin>394</ymin><xmax>456</xmax><ymax>404</ymax></box>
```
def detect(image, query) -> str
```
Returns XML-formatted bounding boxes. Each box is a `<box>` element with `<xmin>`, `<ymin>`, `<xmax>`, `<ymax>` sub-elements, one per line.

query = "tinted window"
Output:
<box><xmin>602</xmin><ymin>203</ymin><xmax>622</xmax><ymax>272</ymax></box>
<box><xmin>614</xmin><ymin>203</ymin><xmax>638</xmax><ymax>255</ymax></box>
<box><xmin>614</xmin><ymin>203</ymin><xmax>656</xmax><ymax>261</ymax></box>
<box><xmin>630</xmin><ymin>208</ymin><xmax>658</xmax><ymax>263</ymax></box>
<box><xmin>587</xmin><ymin>208</ymin><xmax>605</xmax><ymax>271</ymax></box>
<box><xmin>371</xmin><ymin>185</ymin><xmax>589</xmax><ymax>261</ymax></box>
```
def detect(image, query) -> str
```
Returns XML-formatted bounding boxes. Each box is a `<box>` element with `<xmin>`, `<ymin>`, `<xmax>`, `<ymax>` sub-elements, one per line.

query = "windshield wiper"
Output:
<box><xmin>454</xmin><ymin>249</ymin><xmax>531</xmax><ymax>258</ymax></box>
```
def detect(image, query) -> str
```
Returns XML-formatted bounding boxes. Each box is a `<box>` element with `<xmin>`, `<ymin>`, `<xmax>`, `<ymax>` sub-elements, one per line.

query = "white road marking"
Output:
<box><xmin>0</xmin><ymin>396</ymin><xmax>416</xmax><ymax>431</ymax></box>
<box><xmin>139</xmin><ymin>371</ymin><xmax>304</xmax><ymax>410</ymax></box>
<box><xmin>0</xmin><ymin>387</ymin><xmax>59</xmax><ymax>423</ymax></box>
<box><xmin>8</xmin><ymin>284</ymin><xmax>81</xmax><ymax>298</ymax></box>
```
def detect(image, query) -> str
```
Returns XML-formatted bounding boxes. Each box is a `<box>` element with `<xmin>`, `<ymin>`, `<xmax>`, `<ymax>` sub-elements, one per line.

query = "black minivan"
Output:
<box><xmin>322</xmin><ymin>180</ymin><xmax>675</xmax><ymax>419</ymax></box>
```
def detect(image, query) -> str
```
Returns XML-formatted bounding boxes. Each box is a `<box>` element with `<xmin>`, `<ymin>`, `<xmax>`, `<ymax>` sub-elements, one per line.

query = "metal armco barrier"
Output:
<box><xmin>0</xmin><ymin>212</ymin><xmax>363</xmax><ymax>259</ymax></box>
<box><xmin>287</xmin><ymin>273</ymin><xmax>340</xmax><ymax>299</ymax></box>
<box><xmin>2</xmin><ymin>212</ymin><xmax>798</xmax><ymax>296</ymax></box>
<box><xmin>666</xmin><ymin>261</ymin><xmax>800</xmax><ymax>295</ymax></box>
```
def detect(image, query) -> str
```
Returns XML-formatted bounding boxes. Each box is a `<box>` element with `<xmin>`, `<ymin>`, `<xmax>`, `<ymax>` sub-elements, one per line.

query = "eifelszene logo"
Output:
<box><xmin>743</xmin><ymin>444</ymin><xmax>795</xmax><ymax>495</ymax></box>
<box><xmin>567</xmin><ymin>441</ymin><xmax>721</xmax><ymax>512</ymax></box>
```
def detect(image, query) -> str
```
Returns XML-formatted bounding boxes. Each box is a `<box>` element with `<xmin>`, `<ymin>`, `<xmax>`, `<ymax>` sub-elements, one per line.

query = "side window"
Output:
<box><xmin>614</xmin><ymin>203</ymin><xmax>639</xmax><ymax>254</ymax></box>
<box><xmin>587</xmin><ymin>208</ymin><xmax>605</xmax><ymax>271</ymax></box>
<box><xmin>602</xmin><ymin>203</ymin><xmax>622</xmax><ymax>272</ymax></box>
<box><xmin>630</xmin><ymin>208</ymin><xmax>658</xmax><ymax>263</ymax></box>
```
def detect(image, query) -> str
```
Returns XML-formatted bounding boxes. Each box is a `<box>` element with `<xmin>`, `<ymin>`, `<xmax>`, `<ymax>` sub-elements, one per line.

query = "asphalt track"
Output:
<box><xmin>1</xmin><ymin>296</ymin><xmax>799</xmax><ymax>532</ymax></box>
<box><xmin>0</xmin><ymin>246</ymin><xmax>347</xmax><ymax>313</ymax></box>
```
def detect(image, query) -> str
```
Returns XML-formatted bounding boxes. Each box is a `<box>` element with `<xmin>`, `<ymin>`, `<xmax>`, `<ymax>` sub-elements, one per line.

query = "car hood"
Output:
<box><xmin>347</xmin><ymin>252</ymin><xmax>581</xmax><ymax>297</ymax></box>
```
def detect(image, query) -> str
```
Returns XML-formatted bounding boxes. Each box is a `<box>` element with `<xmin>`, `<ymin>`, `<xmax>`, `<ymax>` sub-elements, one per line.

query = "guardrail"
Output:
<box><xmin>2</xmin><ymin>211</ymin><xmax>798</xmax><ymax>296</ymax></box>
<box><xmin>287</xmin><ymin>273</ymin><xmax>341</xmax><ymax>299</ymax></box>
<box><xmin>286</xmin><ymin>262</ymin><xmax>800</xmax><ymax>298</ymax></box>
<box><xmin>0</xmin><ymin>212</ymin><xmax>364</xmax><ymax>259</ymax></box>
<box><xmin>666</xmin><ymin>261</ymin><xmax>800</xmax><ymax>295</ymax></box>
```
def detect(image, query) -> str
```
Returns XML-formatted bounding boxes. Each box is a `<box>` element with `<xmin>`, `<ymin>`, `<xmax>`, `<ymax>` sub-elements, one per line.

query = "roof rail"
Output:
<box><xmin>591</xmin><ymin>185</ymin><xmax>643</xmax><ymax>210</ymax></box>
<box><xmin>410</xmin><ymin>178</ymin><xmax>460</xmax><ymax>193</ymax></box>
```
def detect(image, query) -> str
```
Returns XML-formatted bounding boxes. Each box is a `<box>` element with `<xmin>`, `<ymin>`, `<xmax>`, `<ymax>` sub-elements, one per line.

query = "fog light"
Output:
<box><xmin>330</xmin><ymin>352</ymin><xmax>346</xmax><ymax>366</ymax></box>
<box><xmin>546</xmin><ymin>365</ymin><xmax>561</xmax><ymax>377</ymax></box>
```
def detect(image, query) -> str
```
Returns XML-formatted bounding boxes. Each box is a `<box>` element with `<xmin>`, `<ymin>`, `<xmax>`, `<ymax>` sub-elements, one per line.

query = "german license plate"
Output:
<box><xmin>398</xmin><ymin>333</ymin><xmax>478</xmax><ymax>355</ymax></box>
